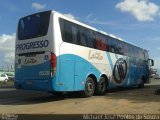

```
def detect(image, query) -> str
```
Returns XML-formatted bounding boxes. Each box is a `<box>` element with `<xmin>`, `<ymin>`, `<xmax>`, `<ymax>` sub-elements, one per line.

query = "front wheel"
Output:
<box><xmin>82</xmin><ymin>77</ymin><xmax>95</xmax><ymax>97</ymax></box>
<box><xmin>138</xmin><ymin>77</ymin><xmax>144</xmax><ymax>88</ymax></box>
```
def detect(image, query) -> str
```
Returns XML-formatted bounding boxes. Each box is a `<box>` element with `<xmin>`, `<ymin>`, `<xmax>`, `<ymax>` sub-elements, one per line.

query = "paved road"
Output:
<box><xmin>0</xmin><ymin>79</ymin><xmax>160</xmax><ymax>114</ymax></box>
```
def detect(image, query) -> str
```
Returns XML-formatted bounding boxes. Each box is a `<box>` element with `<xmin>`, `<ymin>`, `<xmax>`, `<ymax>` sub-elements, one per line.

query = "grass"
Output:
<box><xmin>0</xmin><ymin>80</ymin><xmax>14</xmax><ymax>88</ymax></box>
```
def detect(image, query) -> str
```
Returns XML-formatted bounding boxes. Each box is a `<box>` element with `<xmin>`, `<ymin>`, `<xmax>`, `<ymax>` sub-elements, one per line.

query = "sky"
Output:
<box><xmin>0</xmin><ymin>0</ymin><xmax>160</xmax><ymax>70</ymax></box>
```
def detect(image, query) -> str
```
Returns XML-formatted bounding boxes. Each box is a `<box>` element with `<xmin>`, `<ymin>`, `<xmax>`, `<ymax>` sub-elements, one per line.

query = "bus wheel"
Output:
<box><xmin>82</xmin><ymin>77</ymin><xmax>95</xmax><ymax>97</ymax></box>
<box><xmin>52</xmin><ymin>92</ymin><xmax>65</xmax><ymax>97</ymax></box>
<box><xmin>138</xmin><ymin>77</ymin><xmax>145</xmax><ymax>88</ymax></box>
<box><xmin>96</xmin><ymin>77</ymin><xmax>107</xmax><ymax>95</ymax></box>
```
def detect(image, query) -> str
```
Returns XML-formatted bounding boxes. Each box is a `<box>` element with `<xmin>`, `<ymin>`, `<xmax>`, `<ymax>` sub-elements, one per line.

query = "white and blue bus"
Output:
<box><xmin>15</xmin><ymin>10</ymin><xmax>154</xmax><ymax>97</ymax></box>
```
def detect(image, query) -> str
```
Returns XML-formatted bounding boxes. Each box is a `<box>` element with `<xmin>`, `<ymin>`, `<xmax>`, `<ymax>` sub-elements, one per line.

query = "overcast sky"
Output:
<box><xmin>0</xmin><ymin>0</ymin><xmax>160</xmax><ymax>70</ymax></box>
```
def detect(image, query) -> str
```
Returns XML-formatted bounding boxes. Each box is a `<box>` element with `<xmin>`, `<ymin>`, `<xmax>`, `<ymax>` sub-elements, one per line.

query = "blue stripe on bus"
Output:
<box><xmin>106</xmin><ymin>52</ymin><xmax>114</xmax><ymax>70</ymax></box>
<box><xmin>15</xmin><ymin>54</ymin><xmax>102</xmax><ymax>92</ymax></box>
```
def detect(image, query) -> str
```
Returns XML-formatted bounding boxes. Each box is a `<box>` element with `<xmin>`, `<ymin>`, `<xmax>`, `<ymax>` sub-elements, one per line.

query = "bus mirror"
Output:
<box><xmin>151</xmin><ymin>60</ymin><xmax>154</xmax><ymax>66</ymax></box>
<box><xmin>149</xmin><ymin>59</ymin><xmax>154</xmax><ymax>66</ymax></box>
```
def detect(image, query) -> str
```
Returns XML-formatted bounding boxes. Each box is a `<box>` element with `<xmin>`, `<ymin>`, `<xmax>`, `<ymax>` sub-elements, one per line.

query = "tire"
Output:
<box><xmin>138</xmin><ymin>77</ymin><xmax>144</xmax><ymax>88</ymax></box>
<box><xmin>82</xmin><ymin>77</ymin><xmax>95</xmax><ymax>97</ymax></box>
<box><xmin>53</xmin><ymin>92</ymin><xmax>65</xmax><ymax>97</ymax></box>
<box><xmin>4</xmin><ymin>79</ymin><xmax>7</xmax><ymax>83</ymax></box>
<box><xmin>96</xmin><ymin>77</ymin><xmax>107</xmax><ymax>95</ymax></box>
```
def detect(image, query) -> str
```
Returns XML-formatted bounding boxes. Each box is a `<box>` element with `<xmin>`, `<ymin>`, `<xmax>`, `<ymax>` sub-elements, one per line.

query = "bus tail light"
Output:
<box><xmin>51</xmin><ymin>53</ymin><xmax>56</xmax><ymax>76</ymax></box>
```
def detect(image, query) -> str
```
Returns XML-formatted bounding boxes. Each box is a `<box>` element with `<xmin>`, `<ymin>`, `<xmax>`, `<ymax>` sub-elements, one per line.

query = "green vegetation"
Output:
<box><xmin>0</xmin><ymin>81</ymin><xmax>14</xmax><ymax>88</ymax></box>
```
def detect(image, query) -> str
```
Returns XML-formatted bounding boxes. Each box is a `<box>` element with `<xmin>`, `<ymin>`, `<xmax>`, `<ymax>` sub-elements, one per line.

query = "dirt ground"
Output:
<box><xmin>0</xmin><ymin>79</ymin><xmax>160</xmax><ymax>114</ymax></box>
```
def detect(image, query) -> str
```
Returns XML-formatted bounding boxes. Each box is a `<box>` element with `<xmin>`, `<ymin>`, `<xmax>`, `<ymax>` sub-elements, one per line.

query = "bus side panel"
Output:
<box><xmin>74</xmin><ymin>60</ymin><xmax>101</xmax><ymax>91</ymax></box>
<box><xmin>127</xmin><ymin>65</ymin><xmax>137</xmax><ymax>85</ymax></box>
<box><xmin>56</xmin><ymin>41</ymin><xmax>102</xmax><ymax>91</ymax></box>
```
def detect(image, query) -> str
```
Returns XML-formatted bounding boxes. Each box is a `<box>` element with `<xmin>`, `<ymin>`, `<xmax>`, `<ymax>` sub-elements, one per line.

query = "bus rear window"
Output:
<box><xmin>18</xmin><ymin>11</ymin><xmax>51</xmax><ymax>40</ymax></box>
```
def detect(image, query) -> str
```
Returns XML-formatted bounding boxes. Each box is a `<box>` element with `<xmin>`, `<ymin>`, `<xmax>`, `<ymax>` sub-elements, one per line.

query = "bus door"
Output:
<box><xmin>74</xmin><ymin>61</ymin><xmax>84</xmax><ymax>91</ymax></box>
<box><xmin>59</xmin><ymin>44</ymin><xmax>75</xmax><ymax>91</ymax></box>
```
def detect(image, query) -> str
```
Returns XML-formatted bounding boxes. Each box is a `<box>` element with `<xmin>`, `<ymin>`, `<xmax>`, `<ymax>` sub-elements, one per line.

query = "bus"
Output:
<box><xmin>15</xmin><ymin>10</ymin><xmax>154</xmax><ymax>97</ymax></box>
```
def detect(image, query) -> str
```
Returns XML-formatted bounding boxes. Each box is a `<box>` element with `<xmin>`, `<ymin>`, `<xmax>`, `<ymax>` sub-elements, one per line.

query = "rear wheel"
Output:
<box><xmin>82</xmin><ymin>77</ymin><xmax>95</xmax><ymax>97</ymax></box>
<box><xmin>52</xmin><ymin>92</ymin><xmax>65</xmax><ymax>97</ymax></box>
<box><xmin>96</xmin><ymin>77</ymin><xmax>107</xmax><ymax>95</ymax></box>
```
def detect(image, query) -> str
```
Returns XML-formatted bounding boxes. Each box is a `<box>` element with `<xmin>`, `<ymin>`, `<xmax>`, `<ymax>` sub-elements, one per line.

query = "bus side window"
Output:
<box><xmin>95</xmin><ymin>35</ymin><xmax>101</xmax><ymax>50</ymax></box>
<box><xmin>104</xmin><ymin>38</ymin><xmax>109</xmax><ymax>52</ymax></box>
<box><xmin>108</xmin><ymin>39</ymin><xmax>114</xmax><ymax>53</ymax></box>
<box><xmin>80</xmin><ymin>31</ymin><xmax>88</xmax><ymax>46</ymax></box>
<box><xmin>101</xmin><ymin>36</ymin><xmax>107</xmax><ymax>51</ymax></box>
<box><xmin>114</xmin><ymin>41</ymin><xmax>119</xmax><ymax>54</ymax></box>
<box><xmin>64</xmin><ymin>21</ymin><xmax>73</xmax><ymax>43</ymax></box>
<box><xmin>95</xmin><ymin>33</ymin><xmax>106</xmax><ymax>51</ymax></box>
<box><xmin>92</xmin><ymin>32</ymin><xmax>97</xmax><ymax>49</ymax></box>
<box><xmin>110</xmin><ymin>39</ymin><xmax>116</xmax><ymax>53</ymax></box>
<box><xmin>95</xmin><ymin>36</ymin><xmax>99</xmax><ymax>50</ymax></box>
<box><xmin>140</xmin><ymin>49</ymin><xmax>145</xmax><ymax>60</ymax></box>
<box><xmin>123</xmin><ymin>43</ymin><xmax>128</xmax><ymax>56</ymax></box>
<box><xmin>72</xmin><ymin>25</ymin><xmax>77</xmax><ymax>44</ymax></box>
<box><xmin>76</xmin><ymin>29</ymin><xmax>81</xmax><ymax>45</ymax></box>
<box><xmin>128</xmin><ymin>45</ymin><xmax>132</xmax><ymax>57</ymax></box>
<box><xmin>133</xmin><ymin>47</ymin><xmax>137</xmax><ymax>58</ymax></box>
<box><xmin>85</xmin><ymin>30</ymin><xmax>92</xmax><ymax>48</ymax></box>
<box><xmin>118</xmin><ymin>42</ymin><xmax>124</xmax><ymax>55</ymax></box>
<box><xmin>59</xmin><ymin>18</ymin><xmax>65</xmax><ymax>41</ymax></box>
<box><xmin>76</xmin><ymin>26</ymin><xmax>88</xmax><ymax>47</ymax></box>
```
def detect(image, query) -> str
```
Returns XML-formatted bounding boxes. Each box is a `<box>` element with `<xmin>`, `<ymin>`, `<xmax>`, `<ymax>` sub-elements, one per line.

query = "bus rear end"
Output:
<box><xmin>15</xmin><ymin>11</ymin><xmax>56</xmax><ymax>92</ymax></box>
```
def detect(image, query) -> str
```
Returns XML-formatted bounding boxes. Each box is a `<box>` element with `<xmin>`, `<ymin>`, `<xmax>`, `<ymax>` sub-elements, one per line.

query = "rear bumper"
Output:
<box><xmin>14</xmin><ymin>79</ymin><xmax>53</xmax><ymax>92</ymax></box>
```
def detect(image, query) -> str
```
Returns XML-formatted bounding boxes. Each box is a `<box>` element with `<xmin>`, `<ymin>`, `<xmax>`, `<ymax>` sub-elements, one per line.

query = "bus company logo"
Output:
<box><xmin>24</xmin><ymin>58</ymin><xmax>37</xmax><ymax>64</ymax></box>
<box><xmin>16</xmin><ymin>40</ymin><xmax>49</xmax><ymax>51</ymax></box>
<box><xmin>113</xmin><ymin>58</ymin><xmax>127</xmax><ymax>84</ymax></box>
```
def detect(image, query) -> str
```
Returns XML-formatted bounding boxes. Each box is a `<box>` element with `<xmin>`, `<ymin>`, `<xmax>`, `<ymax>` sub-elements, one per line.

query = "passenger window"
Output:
<box><xmin>123</xmin><ymin>43</ymin><xmax>128</xmax><ymax>56</ymax></box>
<box><xmin>64</xmin><ymin>21</ymin><xmax>73</xmax><ymax>43</ymax></box>
<box><xmin>95</xmin><ymin>33</ymin><xmax>107</xmax><ymax>51</ymax></box>
<box><xmin>76</xmin><ymin>27</ymin><xmax>89</xmax><ymax>47</ymax></box>
<box><xmin>108</xmin><ymin>39</ymin><xmax>115</xmax><ymax>53</ymax></box>
<box><xmin>91</xmin><ymin>32</ymin><xmax>97</xmax><ymax>49</ymax></box>
<box><xmin>72</xmin><ymin>25</ymin><xmax>77</xmax><ymax>44</ymax></box>
<box><xmin>59</xmin><ymin>18</ymin><xmax>65</xmax><ymax>41</ymax></box>
<box><xmin>117</xmin><ymin>42</ymin><xmax>124</xmax><ymax>55</ymax></box>
<box><xmin>85</xmin><ymin>30</ymin><xmax>92</xmax><ymax>48</ymax></box>
<box><xmin>80</xmin><ymin>32</ymin><xmax>88</xmax><ymax>46</ymax></box>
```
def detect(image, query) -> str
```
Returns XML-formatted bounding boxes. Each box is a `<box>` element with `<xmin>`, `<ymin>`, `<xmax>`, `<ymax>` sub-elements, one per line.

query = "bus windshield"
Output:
<box><xmin>18</xmin><ymin>11</ymin><xmax>51</xmax><ymax>40</ymax></box>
